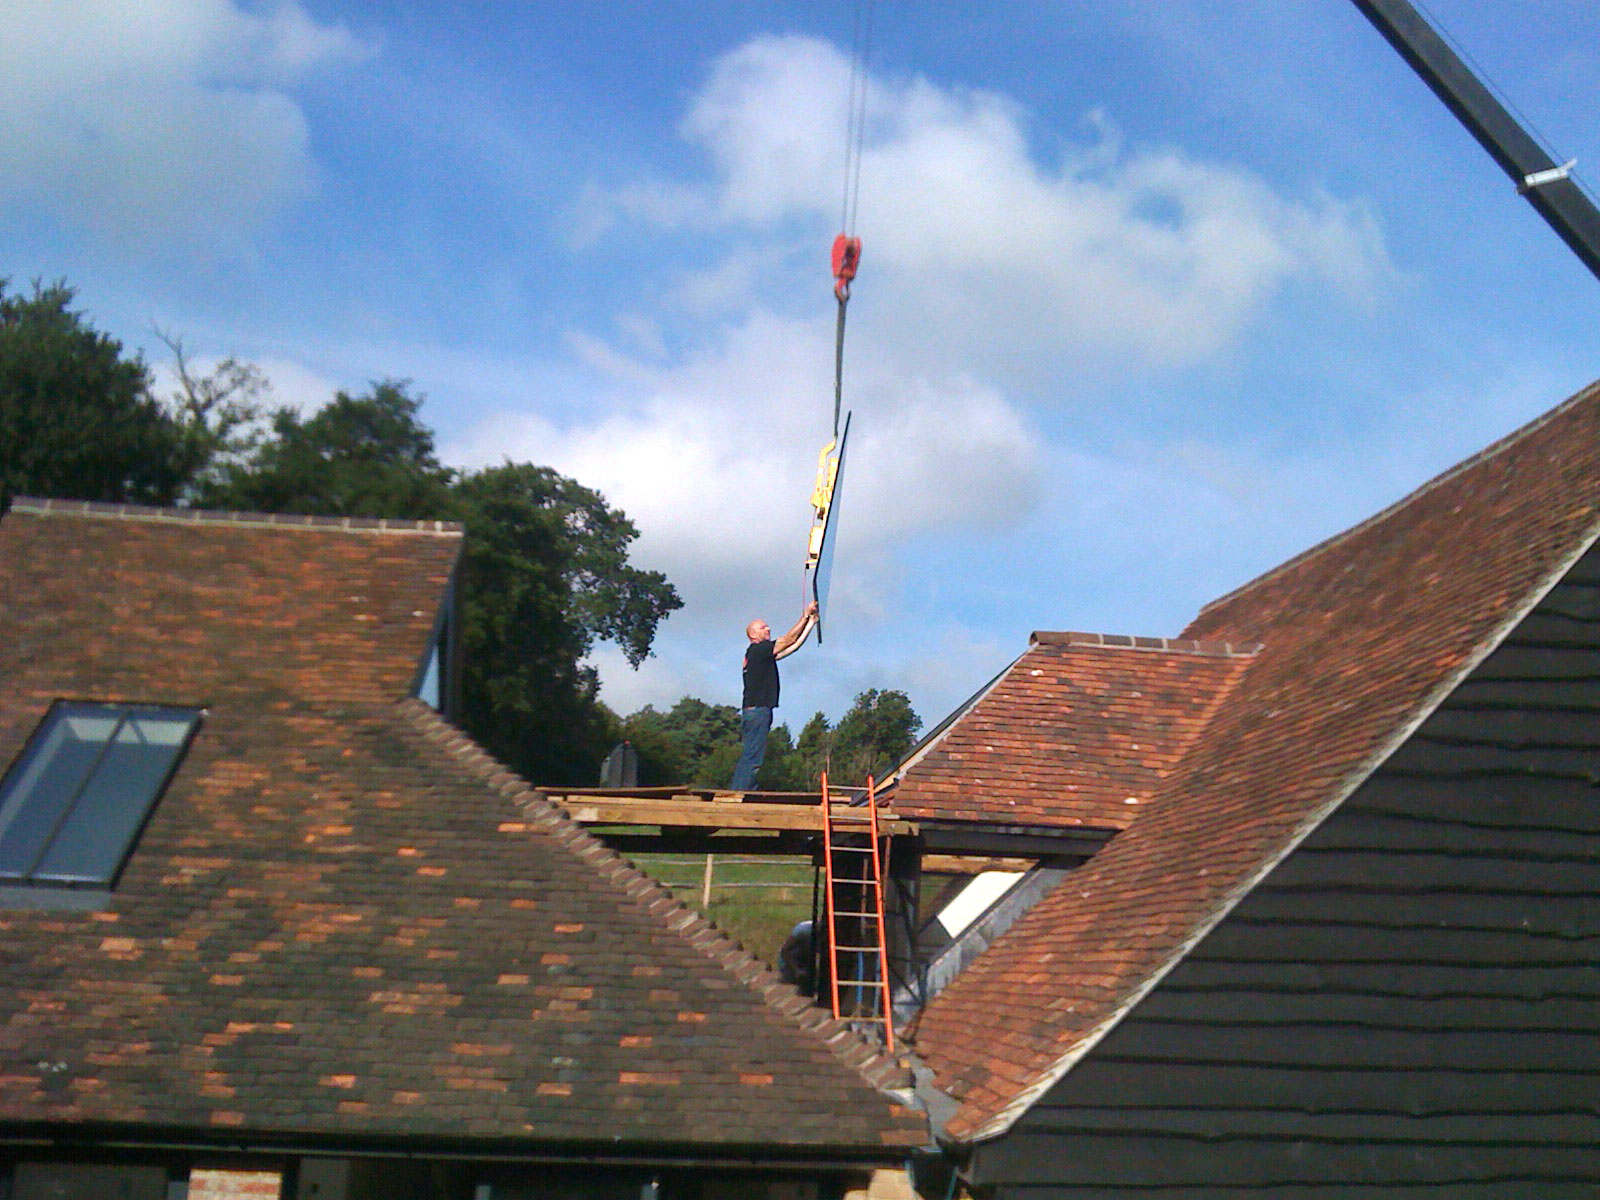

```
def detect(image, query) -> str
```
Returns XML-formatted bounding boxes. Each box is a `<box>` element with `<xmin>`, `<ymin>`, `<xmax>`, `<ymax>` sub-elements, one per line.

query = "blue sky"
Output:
<box><xmin>6</xmin><ymin>1</ymin><xmax>1600</xmax><ymax>736</ymax></box>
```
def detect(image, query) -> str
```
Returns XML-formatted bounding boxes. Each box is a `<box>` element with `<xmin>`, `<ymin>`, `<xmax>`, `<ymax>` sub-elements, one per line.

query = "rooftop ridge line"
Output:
<box><xmin>1195</xmin><ymin>378</ymin><xmax>1600</xmax><ymax>619</ymax></box>
<box><xmin>8</xmin><ymin>496</ymin><xmax>464</xmax><ymax>537</ymax></box>
<box><xmin>392</xmin><ymin>697</ymin><xmax>914</xmax><ymax>1100</ymax></box>
<box><xmin>1030</xmin><ymin>630</ymin><xmax>1263</xmax><ymax>657</ymax></box>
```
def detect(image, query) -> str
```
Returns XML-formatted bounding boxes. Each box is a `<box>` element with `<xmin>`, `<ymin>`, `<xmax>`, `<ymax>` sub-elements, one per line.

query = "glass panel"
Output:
<box><xmin>0</xmin><ymin>708</ymin><xmax>114</xmax><ymax>880</ymax></box>
<box><xmin>812</xmin><ymin>414</ymin><xmax>851</xmax><ymax>642</ymax></box>
<box><xmin>34</xmin><ymin>711</ymin><xmax>198</xmax><ymax>885</ymax></box>
<box><xmin>418</xmin><ymin>636</ymin><xmax>442</xmax><ymax>710</ymax></box>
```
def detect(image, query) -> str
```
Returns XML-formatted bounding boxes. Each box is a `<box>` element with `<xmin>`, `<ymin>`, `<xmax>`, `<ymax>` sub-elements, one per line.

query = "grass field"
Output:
<box><xmin>633</xmin><ymin>852</ymin><xmax>817</xmax><ymax>966</ymax></box>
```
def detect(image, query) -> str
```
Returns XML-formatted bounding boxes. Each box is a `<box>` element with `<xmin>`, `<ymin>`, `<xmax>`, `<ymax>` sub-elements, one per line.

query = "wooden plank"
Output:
<box><xmin>1190</xmin><ymin>920</ymin><xmax>1598</xmax><ymax>967</ymax></box>
<box><xmin>973</xmin><ymin>1184</ymin><xmax>1577</xmax><ymax>1200</ymax></box>
<box><xmin>1557</xmin><ymin>554</ymin><xmax>1600</xmax><ymax>585</ymax></box>
<box><xmin>1299</xmin><ymin>805</ymin><xmax>1600</xmax><ymax>856</ymax></box>
<box><xmin>975</xmin><ymin>1125</ymin><xmax>1600</xmax><ymax>1187</ymax></box>
<box><xmin>543</xmin><ymin>785</ymin><xmax>824</xmax><ymax>801</ymax></box>
<box><xmin>551</xmin><ymin>795</ymin><xmax>913</xmax><ymax>833</ymax></box>
<box><xmin>1350</xmin><ymin>773</ymin><xmax>1600</xmax><ymax>830</ymax></box>
<box><xmin>1128</xmin><ymin>988</ymin><xmax>1598</xmax><ymax>1032</ymax></box>
<box><xmin>1382</xmin><ymin>736</ymin><xmax>1600</xmax><ymax>777</ymax></box>
<box><xmin>1263</xmin><ymin>848</ymin><xmax>1600</xmax><ymax>895</ymax></box>
<box><xmin>1234</xmin><ymin>886</ymin><xmax>1600</xmax><ymax>933</ymax></box>
<box><xmin>1169</xmin><ymin>958</ymin><xmax>1600</xmax><ymax>1000</ymax></box>
<box><xmin>1092</xmin><ymin>1020</ymin><xmax>1593</xmax><ymax>1072</ymax></box>
<box><xmin>557</xmin><ymin>798</ymin><xmax>816</xmax><ymax>829</ymax></box>
<box><xmin>1446</xmin><ymin>675</ymin><xmax>1600</xmax><ymax>708</ymax></box>
<box><xmin>1420</xmin><ymin>705</ymin><xmax>1600</xmax><ymax>744</ymax></box>
<box><xmin>1511</xmin><ymin>610</ymin><xmax>1600</xmax><ymax>642</ymax></box>
<box><xmin>1465</xmin><ymin>642</ymin><xmax>1600</xmax><ymax>682</ymax></box>
<box><xmin>1014</xmin><ymin>1106</ymin><xmax>1600</xmax><ymax>1145</ymax></box>
<box><xmin>921</xmin><ymin>853</ymin><xmax>1036</xmax><ymax>874</ymax></box>
<box><xmin>1034</xmin><ymin>1057</ymin><xmax>1600</xmax><ymax>1117</ymax></box>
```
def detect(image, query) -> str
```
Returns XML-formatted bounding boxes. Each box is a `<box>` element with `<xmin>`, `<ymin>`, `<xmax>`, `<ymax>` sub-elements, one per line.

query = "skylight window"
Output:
<box><xmin>0</xmin><ymin>702</ymin><xmax>201</xmax><ymax>888</ymax></box>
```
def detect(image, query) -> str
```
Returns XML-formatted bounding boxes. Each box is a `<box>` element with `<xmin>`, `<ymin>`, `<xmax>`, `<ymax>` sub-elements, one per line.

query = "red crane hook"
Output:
<box><xmin>831</xmin><ymin>234</ymin><xmax>861</xmax><ymax>302</ymax></box>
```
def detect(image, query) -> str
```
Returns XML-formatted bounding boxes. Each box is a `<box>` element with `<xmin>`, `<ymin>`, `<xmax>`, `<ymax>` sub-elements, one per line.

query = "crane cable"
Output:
<box><xmin>831</xmin><ymin>0</ymin><xmax>873</xmax><ymax>440</ymax></box>
<box><xmin>806</xmin><ymin>2</ymin><xmax>874</xmax><ymax>630</ymax></box>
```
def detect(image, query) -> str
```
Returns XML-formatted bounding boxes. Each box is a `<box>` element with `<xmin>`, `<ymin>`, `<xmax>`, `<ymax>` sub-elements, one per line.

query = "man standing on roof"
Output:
<box><xmin>730</xmin><ymin>601</ymin><xmax>818</xmax><ymax>791</ymax></box>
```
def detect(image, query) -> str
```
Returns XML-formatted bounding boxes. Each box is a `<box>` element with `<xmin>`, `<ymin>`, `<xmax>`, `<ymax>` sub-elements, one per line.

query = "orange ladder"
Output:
<box><xmin>819</xmin><ymin>771</ymin><xmax>894</xmax><ymax>1051</ymax></box>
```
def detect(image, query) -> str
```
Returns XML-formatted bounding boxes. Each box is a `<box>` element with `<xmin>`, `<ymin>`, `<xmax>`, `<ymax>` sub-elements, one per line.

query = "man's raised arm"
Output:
<box><xmin>774</xmin><ymin>601</ymin><xmax>820</xmax><ymax>659</ymax></box>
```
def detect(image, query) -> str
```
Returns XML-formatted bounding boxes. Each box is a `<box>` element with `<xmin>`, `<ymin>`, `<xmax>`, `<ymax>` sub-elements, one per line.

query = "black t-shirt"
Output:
<box><xmin>742</xmin><ymin>638</ymin><xmax>779</xmax><ymax>708</ymax></box>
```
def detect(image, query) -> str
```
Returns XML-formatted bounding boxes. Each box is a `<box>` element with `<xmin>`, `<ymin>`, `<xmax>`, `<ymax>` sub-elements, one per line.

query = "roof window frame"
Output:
<box><xmin>0</xmin><ymin>700</ymin><xmax>203</xmax><ymax>894</ymax></box>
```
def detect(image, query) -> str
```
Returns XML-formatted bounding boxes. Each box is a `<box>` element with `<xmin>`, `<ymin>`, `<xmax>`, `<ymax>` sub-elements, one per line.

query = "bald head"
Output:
<box><xmin>746</xmin><ymin>618</ymin><xmax>771</xmax><ymax>642</ymax></box>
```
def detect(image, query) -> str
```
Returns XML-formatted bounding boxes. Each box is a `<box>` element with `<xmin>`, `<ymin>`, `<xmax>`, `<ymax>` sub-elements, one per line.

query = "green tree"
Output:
<box><xmin>201</xmin><ymin>381</ymin><xmax>682</xmax><ymax>786</ymax></box>
<box><xmin>0</xmin><ymin>280</ymin><xmax>187</xmax><ymax>509</ymax></box>
<box><xmin>451</xmin><ymin>462</ymin><xmax>681</xmax><ymax>784</ymax></box>
<box><xmin>622</xmin><ymin>697</ymin><xmax>741</xmax><ymax>786</ymax></box>
<box><xmin>199</xmin><ymin>380</ymin><xmax>455</xmax><ymax>517</ymax></box>
<box><xmin>832</xmin><ymin>688</ymin><xmax>922</xmax><ymax>784</ymax></box>
<box><xmin>620</xmin><ymin>697</ymin><xmax>820</xmax><ymax>791</ymax></box>
<box><xmin>795</xmin><ymin>711</ymin><xmax>832</xmax><ymax>778</ymax></box>
<box><xmin>751</xmin><ymin>722</ymin><xmax>811</xmax><ymax>791</ymax></box>
<box><xmin>156</xmin><ymin>329</ymin><xmax>271</xmax><ymax>496</ymax></box>
<box><xmin>787</xmin><ymin>689</ymin><xmax>922</xmax><ymax>787</ymax></box>
<box><xmin>619</xmin><ymin>690</ymin><xmax>921</xmax><ymax>792</ymax></box>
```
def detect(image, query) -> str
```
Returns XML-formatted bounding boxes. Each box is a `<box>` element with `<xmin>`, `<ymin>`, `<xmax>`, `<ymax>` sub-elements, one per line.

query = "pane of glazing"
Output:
<box><xmin>34</xmin><ymin>711</ymin><xmax>198</xmax><ymax>884</ymax></box>
<box><xmin>0</xmin><ymin>708</ymin><xmax>114</xmax><ymax>880</ymax></box>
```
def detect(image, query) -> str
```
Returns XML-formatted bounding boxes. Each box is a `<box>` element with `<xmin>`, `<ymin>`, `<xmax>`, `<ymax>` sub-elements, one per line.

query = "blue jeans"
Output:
<box><xmin>730</xmin><ymin>706</ymin><xmax>772</xmax><ymax>790</ymax></box>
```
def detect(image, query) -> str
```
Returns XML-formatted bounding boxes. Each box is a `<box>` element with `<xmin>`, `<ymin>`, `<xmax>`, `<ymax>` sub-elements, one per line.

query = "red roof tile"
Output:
<box><xmin>911</xmin><ymin>380</ymin><xmax>1600</xmax><ymax>1141</ymax></box>
<box><xmin>2</xmin><ymin>497</ymin><xmax>460</xmax><ymax>706</ymax></box>
<box><xmin>894</xmin><ymin>633</ymin><xmax>1256</xmax><ymax>830</ymax></box>
<box><xmin>0</xmin><ymin>501</ymin><xmax>924</xmax><ymax>1156</ymax></box>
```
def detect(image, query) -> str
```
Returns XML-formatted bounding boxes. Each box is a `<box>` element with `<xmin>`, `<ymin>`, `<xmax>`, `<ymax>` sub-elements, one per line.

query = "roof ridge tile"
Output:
<box><xmin>7</xmin><ymin>495</ymin><xmax>463</xmax><ymax>537</ymax></box>
<box><xmin>392</xmin><ymin>698</ymin><xmax>914</xmax><ymax>1097</ymax></box>
<box><xmin>1029</xmin><ymin>630</ymin><xmax>1262</xmax><ymax>657</ymax></box>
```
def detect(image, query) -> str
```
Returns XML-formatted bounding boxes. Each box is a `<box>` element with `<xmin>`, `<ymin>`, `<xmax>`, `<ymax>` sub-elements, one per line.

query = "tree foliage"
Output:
<box><xmin>622</xmin><ymin>698</ymin><xmax>742</xmax><ymax>787</ymax></box>
<box><xmin>451</xmin><ymin>463</ymin><xmax>681</xmax><ymax>784</ymax></box>
<box><xmin>0</xmin><ymin>280</ymin><xmax>185</xmax><ymax>509</ymax></box>
<box><xmin>826</xmin><ymin>688</ymin><xmax>923</xmax><ymax>785</ymax></box>
<box><xmin>198</xmin><ymin>382</ymin><xmax>681</xmax><ymax>784</ymax></box>
<box><xmin>156</xmin><ymin>329</ymin><xmax>270</xmax><ymax>494</ymax></box>
<box><xmin>0</xmin><ymin>275</ymin><xmax>922</xmax><ymax>793</ymax></box>
<box><xmin>619</xmin><ymin>688</ymin><xmax>922</xmax><ymax>791</ymax></box>
<box><xmin>199</xmin><ymin>380</ymin><xmax>455</xmax><ymax>518</ymax></box>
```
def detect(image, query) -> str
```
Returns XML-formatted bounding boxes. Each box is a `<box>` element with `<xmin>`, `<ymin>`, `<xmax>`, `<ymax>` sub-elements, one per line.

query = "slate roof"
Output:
<box><xmin>892</xmin><ymin>632</ymin><xmax>1258</xmax><ymax>830</ymax></box>
<box><xmin>911</xmin><ymin>380</ymin><xmax>1600</xmax><ymax>1142</ymax></box>
<box><xmin>0</xmin><ymin>499</ymin><xmax>923</xmax><ymax>1158</ymax></box>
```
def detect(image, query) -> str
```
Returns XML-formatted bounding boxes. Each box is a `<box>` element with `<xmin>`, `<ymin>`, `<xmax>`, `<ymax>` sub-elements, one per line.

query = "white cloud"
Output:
<box><xmin>451</xmin><ymin>308</ymin><xmax>1038</xmax><ymax>629</ymax></box>
<box><xmin>0</xmin><ymin>0</ymin><xmax>369</xmax><ymax>248</ymax></box>
<box><xmin>587</xmin><ymin>34</ymin><xmax>1394</xmax><ymax>382</ymax></box>
<box><xmin>682</xmin><ymin>35</ymin><xmax>855</xmax><ymax>226</ymax></box>
<box><xmin>248</xmin><ymin>355</ymin><xmax>340</xmax><ymax>415</ymax></box>
<box><xmin>457</xmin><ymin>32</ymin><xmax>1398</xmax><ymax>724</ymax></box>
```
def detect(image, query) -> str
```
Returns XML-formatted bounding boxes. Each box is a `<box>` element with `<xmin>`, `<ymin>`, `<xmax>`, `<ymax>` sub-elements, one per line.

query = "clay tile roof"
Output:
<box><xmin>2</xmin><ymin>497</ymin><xmax>462</xmax><ymax>705</ymax></box>
<box><xmin>0</xmin><ymin>501</ymin><xmax>924</xmax><ymax>1156</ymax></box>
<box><xmin>911</xmin><ymin>379</ymin><xmax>1600</xmax><ymax>1142</ymax></box>
<box><xmin>893</xmin><ymin>632</ymin><xmax>1256</xmax><ymax>830</ymax></box>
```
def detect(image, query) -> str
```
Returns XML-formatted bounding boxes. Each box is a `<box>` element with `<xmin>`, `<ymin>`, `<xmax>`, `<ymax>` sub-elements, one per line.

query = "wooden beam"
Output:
<box><xmin>598</xmin><ymin>831</ymin><xmax>822</xmax><ymax>856</ymax></box>
<box><xmin>542</xmin><ymin>789</ymin><xmax>914</xmax><ymax>835</ymax></box>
